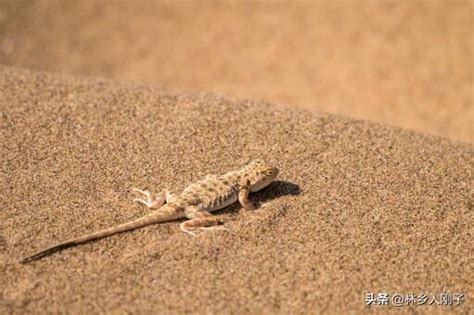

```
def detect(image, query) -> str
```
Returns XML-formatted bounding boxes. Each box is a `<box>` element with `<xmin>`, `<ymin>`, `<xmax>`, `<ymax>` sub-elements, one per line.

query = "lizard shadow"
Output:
<box><xmin>217</xmin><ymin>180</ymin><xmax>301</xmax><ymax>215</ymax></box>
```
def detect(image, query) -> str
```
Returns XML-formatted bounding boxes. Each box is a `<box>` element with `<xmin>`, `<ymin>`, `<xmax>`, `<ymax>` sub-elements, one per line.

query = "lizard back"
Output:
<box><xmin>179</xmin><ymin>175</ymin><xmax>240</xmax><ymax>212</ymax></box>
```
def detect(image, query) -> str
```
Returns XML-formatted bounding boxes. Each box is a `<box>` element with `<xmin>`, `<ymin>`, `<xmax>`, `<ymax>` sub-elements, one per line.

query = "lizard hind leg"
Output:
<box><xmin>180</xmin><ymin>218</ymin><xmax>228</xmax><ymax>236</ymax></box>
<box><xmin>132</xmin><ymin>188</ymin><xmax>166</xmax><ymax>209</ymax></box>
<box><xmin>180</xmin><ymin>206</ymin><xmax>227</xmax><ymax>236</ymax></box>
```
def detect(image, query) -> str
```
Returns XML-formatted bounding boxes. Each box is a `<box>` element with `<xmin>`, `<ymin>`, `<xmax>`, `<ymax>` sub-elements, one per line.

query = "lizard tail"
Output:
<box><xmin>20</xmin><ymin>206</ymin><xmax>181</xmax><ymax>263</ymax></box>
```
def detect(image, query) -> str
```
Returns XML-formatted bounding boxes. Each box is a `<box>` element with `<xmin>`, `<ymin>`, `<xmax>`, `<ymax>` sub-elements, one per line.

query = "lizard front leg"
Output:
<box><xmin>180</xmin><ymin>206</ymin><xmax>227</xmax><ymax>236</ymax></box>
<box><xmin>238</xmin><ymin>178</ymin><xmax>256</xmax><ymax>210</ymax></box>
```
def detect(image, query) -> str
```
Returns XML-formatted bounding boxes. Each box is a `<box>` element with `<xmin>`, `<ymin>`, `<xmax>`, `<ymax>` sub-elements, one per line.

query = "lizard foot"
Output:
<box><xmin>179</xmin><ymin>218</ymin><xmax>227</xmax><ymax>236</ymax></box>
<box><xmin>132</xmin><ymin>188</ymin><xmax>166</xmax><ymax>209</ymax></box>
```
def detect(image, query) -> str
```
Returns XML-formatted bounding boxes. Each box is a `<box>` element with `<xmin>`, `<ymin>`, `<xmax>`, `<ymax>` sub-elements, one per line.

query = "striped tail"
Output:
<box><xmin>20</xmin><ymin>206</ymin><xmax>181</xmax><ymax>263</ymax></box>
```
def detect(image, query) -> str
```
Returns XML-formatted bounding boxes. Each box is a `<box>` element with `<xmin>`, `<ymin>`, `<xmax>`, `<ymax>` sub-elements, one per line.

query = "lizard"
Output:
<box><xmin>20</xmin><ymin>159</ymin><xmax>279</xmax><ymax>263</ymax></box>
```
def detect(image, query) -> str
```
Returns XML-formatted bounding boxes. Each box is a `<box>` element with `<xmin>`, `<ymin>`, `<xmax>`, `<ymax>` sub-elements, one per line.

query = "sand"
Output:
<box><xmin>0</xmin><ymin>1</ymin><xmax>472</xmax><ymax>143</ymax></box>
<box><xmin>0</xmin><ymin>66</ymin><xmax>472</xmax><ymax>314</ymax></box>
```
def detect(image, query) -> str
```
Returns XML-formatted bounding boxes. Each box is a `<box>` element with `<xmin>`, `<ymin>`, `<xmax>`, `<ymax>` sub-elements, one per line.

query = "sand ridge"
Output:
<box><xmin>1</xmin><ymin>66</ymin><xmax>472</xmax><ymax>313</ymax></box>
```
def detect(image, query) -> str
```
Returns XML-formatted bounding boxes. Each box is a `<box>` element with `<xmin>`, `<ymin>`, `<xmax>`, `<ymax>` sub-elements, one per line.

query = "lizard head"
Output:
<box><xmin>241</xmin><ymin>159</ymin><xmax>279</xmax><ymax>192</ymax></box>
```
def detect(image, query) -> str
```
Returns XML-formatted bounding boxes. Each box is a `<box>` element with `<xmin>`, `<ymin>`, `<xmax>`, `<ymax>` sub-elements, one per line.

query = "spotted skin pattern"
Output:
<box><xmin>20</xmin><ymin>159</ymin><xmax>279</xmax><ymax>263</ymax></box>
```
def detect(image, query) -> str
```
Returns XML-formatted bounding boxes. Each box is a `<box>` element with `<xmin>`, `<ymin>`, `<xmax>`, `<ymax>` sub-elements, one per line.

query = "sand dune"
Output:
<box><xmin>1</xmin><ymin>66</ymin><xmax>472</xmax><ymax>313</ymax></box>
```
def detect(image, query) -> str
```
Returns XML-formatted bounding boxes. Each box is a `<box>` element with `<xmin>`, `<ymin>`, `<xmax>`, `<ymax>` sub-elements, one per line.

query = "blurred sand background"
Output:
<box><xmin>1</xmin><ymin>1</ymin><xmax>473</xmax><ymax>314</ymax></box>
<box><xmin>0</xmin><ymin>0</ymin><xmax>472</xmax><ymax>142</ymax></box>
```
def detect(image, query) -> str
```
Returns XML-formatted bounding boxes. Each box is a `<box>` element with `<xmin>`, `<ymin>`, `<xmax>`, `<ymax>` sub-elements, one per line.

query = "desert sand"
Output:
<box><xmin>0</xmin><ymin>1</ymin><xmax>472</xmax><ymax>142</ymax></box>
<box><xmin>1</xmin><ymin>0</ymin><xmax>473</xmax><ymax>313</ymax></box>
<box><xmin>1</xmin><ymin>66</ymin><xmax>472</xmax><ymax>313</ymax></box>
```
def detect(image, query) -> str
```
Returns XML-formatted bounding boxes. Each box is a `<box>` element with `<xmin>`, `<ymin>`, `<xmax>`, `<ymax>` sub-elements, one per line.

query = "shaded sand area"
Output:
<box><xmin>1</xmin><ymin>66</ymin><xmax>473</xmax><ymax>314</ymax></box>
<box><xmin>1</xmin><ymin>1</ymin><xmax>472</xmax><ymax>142</ymax></box>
